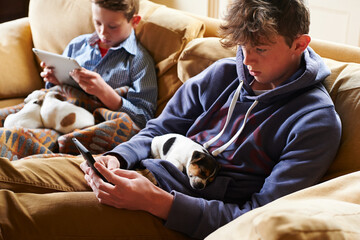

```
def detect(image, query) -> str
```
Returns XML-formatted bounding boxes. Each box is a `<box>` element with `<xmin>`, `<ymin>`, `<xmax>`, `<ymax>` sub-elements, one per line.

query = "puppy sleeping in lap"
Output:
<box><xmin>151</xmin><ymin>133</ymin><xmax>220</xmax><ymax>190</ymax></box>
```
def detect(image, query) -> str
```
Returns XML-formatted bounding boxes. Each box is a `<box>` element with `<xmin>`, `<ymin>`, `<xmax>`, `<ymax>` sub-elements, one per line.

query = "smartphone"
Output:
<box><xmin>72</xmin><ymin>138</ymin><xmax>109</xmax><ymax>183</ymax></box>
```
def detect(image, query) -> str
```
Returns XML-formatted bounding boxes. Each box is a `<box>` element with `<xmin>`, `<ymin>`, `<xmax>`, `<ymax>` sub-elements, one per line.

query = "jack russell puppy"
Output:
<box><xmin>4</xmin><ymin>90</ymin><xmax>95</xmax><ymax>134</ymax></box>
<box><xmin>151</xmin><ymin>133</ymin><xmax>220</xmax><ymax>190</ymax></box>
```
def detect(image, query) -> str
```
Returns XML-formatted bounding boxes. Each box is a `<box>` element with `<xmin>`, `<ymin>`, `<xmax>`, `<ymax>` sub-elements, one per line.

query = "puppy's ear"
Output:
<box><xmin>190</xmin><ymin>151</ymin><xmax>206</xmax><ymax>163</ymax></box>
<box><xmin>191</xmin><ymin>151</ymin><xmax>220</xmax><ymax>171</ymax></box>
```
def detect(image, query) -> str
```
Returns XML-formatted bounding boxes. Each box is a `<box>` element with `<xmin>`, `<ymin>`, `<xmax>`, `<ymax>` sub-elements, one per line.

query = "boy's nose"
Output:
<box><xmin>99</xmin><ymin>26</ymin><xmax>108</xmax><ymax>36</ymax></box>
<box><xmin>242</xmin><ymin>50</ymin><xmax>255</xmax><ymax>66</ymax></box>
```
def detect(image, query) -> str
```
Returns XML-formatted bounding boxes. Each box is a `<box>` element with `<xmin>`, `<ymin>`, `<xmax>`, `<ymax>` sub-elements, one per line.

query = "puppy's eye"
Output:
<box><xmin>200</xmin><ymin>170</ymin><xmax>207</xmax><ymax>178</ymax></box>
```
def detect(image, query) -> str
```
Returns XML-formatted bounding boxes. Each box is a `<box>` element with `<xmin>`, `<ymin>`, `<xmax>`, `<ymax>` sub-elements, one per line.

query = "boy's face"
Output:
<box><xmin>92</xmin><ymin>4</ymin><xmax>139</xmax><ymax>49</ymax></box>
<box><xmin>241</xmin><ymin>35</ymin><xmax>308</xmax><ymax>90</ymax></box>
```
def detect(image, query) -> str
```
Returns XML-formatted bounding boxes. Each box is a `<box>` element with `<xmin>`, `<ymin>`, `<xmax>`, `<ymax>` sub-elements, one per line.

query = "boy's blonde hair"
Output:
<box><xmin>92</xmin><ymin>0</ymin><xmax>139</xmax><ymax>22</ymax></box>
<box><xmin>220</xmin><ymin>0</ymin><xmax>310</xmax><ymax>48</ymax></box>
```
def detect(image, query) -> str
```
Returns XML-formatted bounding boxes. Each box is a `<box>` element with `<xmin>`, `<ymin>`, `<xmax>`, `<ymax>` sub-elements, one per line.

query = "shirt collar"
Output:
<box><xmin>88</xmin><ymin>29</ymin><xmax>137</xmax><ymax>56</ymax></box>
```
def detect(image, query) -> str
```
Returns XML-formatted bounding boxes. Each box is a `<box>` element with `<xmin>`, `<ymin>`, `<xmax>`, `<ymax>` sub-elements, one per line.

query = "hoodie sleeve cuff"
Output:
<box><xmin>105</xmin><ymin>145</ymin><xmax>139</xmax><ymax>169</ymax></box>
<box><xmin>165</xmin><ymin>191</ymin><xmax>204</xmax><ymax>237</ymax></box>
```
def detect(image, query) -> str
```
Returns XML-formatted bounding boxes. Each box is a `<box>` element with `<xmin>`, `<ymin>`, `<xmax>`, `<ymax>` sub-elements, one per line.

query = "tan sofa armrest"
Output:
<box><xmin>310</xmin><ymin>38</ymin><xmax>360</xmax><ymax>64</ymax></box>
<box><xmin>0</xmin><ymin>18</ymin><xmax>44</xmax><ymax>102</ymax></box>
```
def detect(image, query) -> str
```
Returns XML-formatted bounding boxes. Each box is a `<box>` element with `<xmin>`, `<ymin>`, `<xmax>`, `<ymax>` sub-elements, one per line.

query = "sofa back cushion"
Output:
<box><xmin>29</xmin><ymin>0</ymin><xmax>94</xmax><ymax>54</ymax></box>
<box><xmin>178</xmin><ymin>37</ymin><xmax>360</xmax><ymax>181</ymax></box>
<box><xmin>0</xmin><ymin>18</ymin><xmax>44</xmax><ymax>103</ymax></box>
<box><xmin>321</xmin><ymin>59</ymin><xmax>360</xmax><ymax>180</ymax></box>
<box><xmin>29</xmin><ymin>0</ymin><xmax>205</xmax><ymax>116</ymax></box>
<box><xmin>178</xmin><ymin>37</ymin><xmax>236</xmax><ymax>82</ymax></box>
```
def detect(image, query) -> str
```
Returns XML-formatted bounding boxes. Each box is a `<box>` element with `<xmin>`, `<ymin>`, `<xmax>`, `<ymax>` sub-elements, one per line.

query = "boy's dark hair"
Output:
<box><xmin>92</xmin><ymin>0</ymin><xmax>139</xmax><ymax>22</ymax></box>
<box><xmin>220</xmin><ymin>0</ymin><xmax>310</xmax><ymax>48</ymax></box>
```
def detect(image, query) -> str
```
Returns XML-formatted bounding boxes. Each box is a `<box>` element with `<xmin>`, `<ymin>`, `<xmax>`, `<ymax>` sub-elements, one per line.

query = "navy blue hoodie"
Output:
<box><xmin>108</xmin><ymin>47</ymin><xmax>342</xmax><ymax>239</ymax></box>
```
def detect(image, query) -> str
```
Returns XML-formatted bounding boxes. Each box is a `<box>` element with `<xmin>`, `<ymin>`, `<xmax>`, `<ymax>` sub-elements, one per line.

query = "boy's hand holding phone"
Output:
<box><xmin>72</xmin><ymin>138</ymin><xmax>117</xmax><ymax>184</ymax></box>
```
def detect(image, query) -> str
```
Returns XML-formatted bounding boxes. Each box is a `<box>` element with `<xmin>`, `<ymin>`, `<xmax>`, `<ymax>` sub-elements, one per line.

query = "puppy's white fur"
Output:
<box><xmin>4</xmin><ymin>97</ymin><xmax>43</xmax><ymax>129</ymax></box>
<box><xmin>40</xmin><ymin>91</ymin><xmax>94</xmax><ymax>134</ymax></box>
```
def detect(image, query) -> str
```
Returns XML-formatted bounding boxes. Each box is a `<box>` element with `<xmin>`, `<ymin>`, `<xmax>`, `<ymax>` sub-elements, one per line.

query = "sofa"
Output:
<box><xmin>1</xmin><ymin>0</ymin><xmax>360</xmax><ymax>239</ymax></box>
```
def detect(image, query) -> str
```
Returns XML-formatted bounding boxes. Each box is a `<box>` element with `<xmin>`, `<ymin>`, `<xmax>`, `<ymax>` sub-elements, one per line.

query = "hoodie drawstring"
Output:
<box><xmin>203</xmin><ymin>81</ymin><xmax>259</xmax><ymax>156</ymax></box>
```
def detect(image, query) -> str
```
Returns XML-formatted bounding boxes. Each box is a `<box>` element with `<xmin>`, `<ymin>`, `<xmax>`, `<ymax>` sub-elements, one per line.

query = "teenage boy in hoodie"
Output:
<box><xmin>0</xmin><ymin>0</ymin><xmax>341</xmax><ymax>239</ymax></box>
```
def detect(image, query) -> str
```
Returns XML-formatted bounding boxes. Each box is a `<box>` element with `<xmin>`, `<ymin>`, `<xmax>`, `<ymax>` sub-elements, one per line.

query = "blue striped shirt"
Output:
<box><xmin>46</xmin><ymin>30</ymin><xmax>157</xmax><ymax>128</ymax></box>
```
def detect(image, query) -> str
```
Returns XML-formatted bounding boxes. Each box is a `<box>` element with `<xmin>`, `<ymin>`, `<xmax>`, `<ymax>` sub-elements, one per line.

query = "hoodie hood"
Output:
<box><xmin>236</xmin><ymin>46</ymin><xmax>331</xmax><ymax>104</ymax></box>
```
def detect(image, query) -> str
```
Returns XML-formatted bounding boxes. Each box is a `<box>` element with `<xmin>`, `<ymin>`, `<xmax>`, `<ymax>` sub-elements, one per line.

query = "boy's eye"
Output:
<box><xmin>108</xmin><ymin>25</ymin><xmax>118</xmax><ymax>30</ymax></box>
<box><xmin>256</xmin><ymin>48</ymin><xmax>267</xmax><ymax>53</ymax></box>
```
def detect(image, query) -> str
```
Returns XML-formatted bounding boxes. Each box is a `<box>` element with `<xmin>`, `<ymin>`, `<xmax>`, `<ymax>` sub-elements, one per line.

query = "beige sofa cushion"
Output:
<box><xmin>178</xmin><ymin>37</ymin><xmax>236</xmax><ymax>82</ymax></box>
<box><xmin>206</xmin><ymin>171</ymin><xmax>360</xmax><ymax>240</ymax></box>
<box><xmin>0</xmin><ymin>18</ymin><xmax>44</xmax><ymax>101</ymax></box>
<box><xmin>29</xmin><ymin>0</ymin><xmax>94</xmax><ymax>54</ymax></box>
<box><xmin>321</xmin><ymin>59</ymin><xmax>360</xmax><ymax>181</ymax></box>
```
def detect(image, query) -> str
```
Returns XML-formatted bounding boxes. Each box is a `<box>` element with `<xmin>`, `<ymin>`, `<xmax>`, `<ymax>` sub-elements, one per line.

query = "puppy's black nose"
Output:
<box><xmin>194</xmin><ymin>182</ymin><xmax>205</xmax><ymax>190</ymax></box>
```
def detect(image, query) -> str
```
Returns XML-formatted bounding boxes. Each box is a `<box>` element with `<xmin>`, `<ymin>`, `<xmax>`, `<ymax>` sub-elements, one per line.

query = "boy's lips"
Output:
<box><xmin>249</xmin><ymin>69</ymin><xmax>261</xmax><ymax>77</ymax></box>
<box><xmin>247</xmin><ymin>66</ymin><xmax>261</xmax><ymax>76</ymax></box>
<box><xmin>100</xmin><ymin>38</ymin><xmax>111</xmax><ymax>44</ymax></box>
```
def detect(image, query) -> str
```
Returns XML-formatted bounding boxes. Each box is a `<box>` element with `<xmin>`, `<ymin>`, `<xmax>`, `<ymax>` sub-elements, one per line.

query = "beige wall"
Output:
<box><xmin>150</xmin><ymin>0</ymin><xmax>208</xmax><ymax>16</ymax></box>
<box><xmin>150</xmin><ymin>0</ymin><xmax>360</xmax><ymax>47</ymax></box>
<box><xmin>308</xmin><ymin>0</ymin><xmax>360</xmax><ymax>47</ymax></box>
<box><xmin>149</xmin><ymin>0</ymin><xmax>232</xmax><ymax>18</ymax></box>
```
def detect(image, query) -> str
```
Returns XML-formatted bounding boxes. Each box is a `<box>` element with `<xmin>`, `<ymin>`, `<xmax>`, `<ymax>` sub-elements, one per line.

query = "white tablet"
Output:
<box><xmin>32</xmin><ymin>48</ymin><xmax>81</xmax><ymax>88</ymax></box>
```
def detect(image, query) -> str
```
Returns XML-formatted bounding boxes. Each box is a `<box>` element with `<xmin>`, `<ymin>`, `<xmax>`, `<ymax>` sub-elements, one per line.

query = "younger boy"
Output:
<box><xmin>40</xmin><ymin>0</ymin><xmax>157</xmax><ymax>128</ymax></box>
<box><xmin>0</xmin><ymin>0</ymin><xmax>157</xmax><ymax>159</ymax></box>
<box><xmin>0</xmin><ymin>0</ymin><xmax>341</xmax><ymax>239</ymax></box>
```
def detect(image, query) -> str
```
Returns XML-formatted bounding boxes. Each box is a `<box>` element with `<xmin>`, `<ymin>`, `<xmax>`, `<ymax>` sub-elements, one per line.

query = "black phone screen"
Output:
<box><xmin>72</xmin><ymin>138</ymin><xmax>109</xmax><ymax>183</ymax></box>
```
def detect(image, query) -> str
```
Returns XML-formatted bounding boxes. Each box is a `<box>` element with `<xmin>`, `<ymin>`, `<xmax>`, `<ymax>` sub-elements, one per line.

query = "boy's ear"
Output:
<box><xmin>131</xmin><ymin>15</ymin><xmax>141</xmax><ymax>28</ymax></box>
<box><xmin>294</xmin><ymin>34</ymin><xmax>311</xmax><ymax>54</ymax></box>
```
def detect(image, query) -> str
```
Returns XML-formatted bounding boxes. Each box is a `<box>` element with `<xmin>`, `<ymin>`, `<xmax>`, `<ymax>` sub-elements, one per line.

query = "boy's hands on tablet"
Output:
<box><xmin>70</xmin><ymin>68</ymin><xmax>106</xmax><ymax>95</ymax></box>
<box><xmin>39</xmin><ymin>59</ymin><xmax>123</xmax><ymax>111</ymax></box>
<box><xmin>40</xmin><ymin>61</ymin><xmax>61</xmax><ymax>85</ymax></box>
<box><xmin>70</xmin><ymin>68</ymin><xmax>123</xmax><ymax>110</ymax></box>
